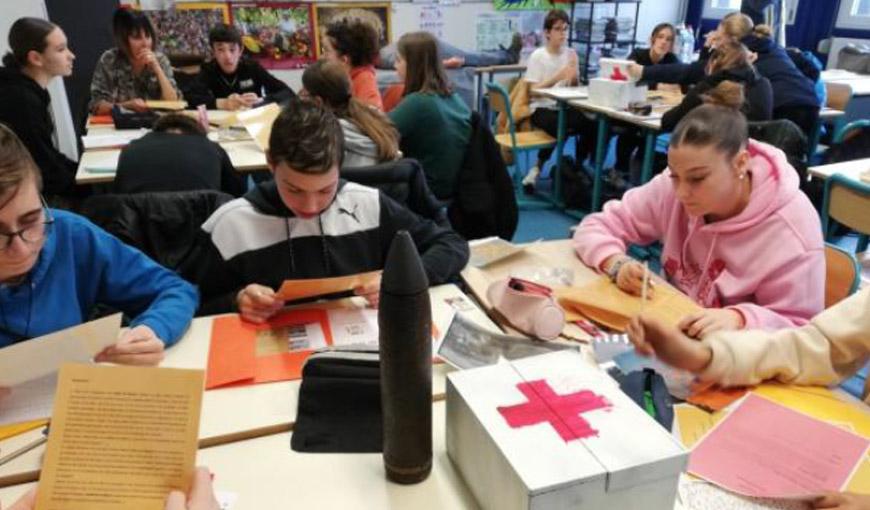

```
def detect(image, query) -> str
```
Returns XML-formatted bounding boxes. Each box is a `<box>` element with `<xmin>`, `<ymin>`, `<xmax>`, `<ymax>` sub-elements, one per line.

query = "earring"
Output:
<box><xmin>739</xmin><ymin>173</ymin><xmax>746</xmax><ymax>180</ymax></box>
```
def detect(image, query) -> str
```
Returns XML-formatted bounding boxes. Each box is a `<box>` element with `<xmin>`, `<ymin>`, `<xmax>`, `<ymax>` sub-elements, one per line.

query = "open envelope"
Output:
<box><xmin>276</xmin><ymin>271</ymin><xmax>382</xmax><ymax>302</ymax></box>
<box><xmin>556</xmin><ymin>276</ymin><xmax>701</xmax><ymax>332</ymax></box>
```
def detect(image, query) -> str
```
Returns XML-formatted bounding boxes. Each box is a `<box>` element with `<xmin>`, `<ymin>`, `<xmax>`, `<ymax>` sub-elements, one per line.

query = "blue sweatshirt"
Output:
<box><xmin>0</xmin><ymin>210</ymin><xmax>198</xmax><ymax>348</ymax></box>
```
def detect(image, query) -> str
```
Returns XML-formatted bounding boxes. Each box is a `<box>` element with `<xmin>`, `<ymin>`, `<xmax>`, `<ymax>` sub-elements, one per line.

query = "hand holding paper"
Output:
<box><xmin>812</xmin><ymin>491</ymin><xmax>870</xmax><ymax>509</ymax></box>
<box><xmin>164</xmin><ymin>466</ymin><xmax>220</xmax><ymax>510</ymax></box>
<box><xmin>275</xmin><ymin>271</ymin><xmax>382</xmax><ymax>303</ymax></box>
<box><xmin>95</xmin><ymin>324</ymin><xmax>165</xmax><ymax>366</ymax></box>
<box><xmin>237</xmin><ymin>284</ymin><xmax>284</xmax><ymax>323</ymax></box>
<box><xmin>353</xmin><ymin>273</ymin><xmax>382</xmax><ymax>308</ymax></box>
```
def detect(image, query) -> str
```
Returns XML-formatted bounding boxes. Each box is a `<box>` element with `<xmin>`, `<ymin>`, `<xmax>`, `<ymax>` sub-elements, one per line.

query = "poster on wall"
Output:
<box><xmin>420</xmin><ymin>5</ymin><xmax>445</xmax><ymax>39</ymax></box>
<box><xmin>314</xmin><ymin>3</ymin><xmax>391</xmax><ymax>58</ymax></box>
<box><xmin>143</xmin><ymin>2</ymin><xmax>230</xmax><ymax>59</ymax></box>
<box><xmin>231</xmin><ymin>2</ymin><xmax>316</xmax><ymax>70</ymax></box>
<box><xmin>493</xmin><ymin>0</ymin><xmax>556</xmax><ymax>12</ymax></box>
<box><xmin>476</xmin><ymin>11</ymin><xmax>546</xmax><ymax>60</ymax></box>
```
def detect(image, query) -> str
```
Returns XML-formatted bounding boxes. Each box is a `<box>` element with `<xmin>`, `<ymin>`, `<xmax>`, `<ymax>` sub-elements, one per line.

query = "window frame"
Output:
<box><xmin>836</xmin><ymin>0</ymin><xmax>870</xmax><ymax>30</ymax></box>
<box><xmin>702</xmin><ymin>0</ymin><xmax>741</xmax><ymax>19</ymax></box>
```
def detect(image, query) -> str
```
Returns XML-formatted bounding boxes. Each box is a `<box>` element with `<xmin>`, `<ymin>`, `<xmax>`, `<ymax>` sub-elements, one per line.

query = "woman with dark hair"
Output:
<box><xmin>321</xmin><ymin>16</ymin><xmax>383</xmax><ymax>110</ymax></box>
<box><xmin>89</xmin><ymin>8</ymin><xmax>181</xmax><ymax>114</ymax></box>
<box><xmin>611</xmin><ymin>22</ymin><xmax>680</xmax><ymax>182</ymax></box>
<box><xmin>388</xmin><ymin>31</ymin><xmax>471</xmax><ymax>200</ymax></box>
<box><xmin>302</xmin><ymin>59</ymin><xmax>399</xmax><ymax>167</ymax></box>
<box><xmin>573</xmin><ymin>101</ymin><xmax>823</xmax><ymax>334</ymax></box>
<box><xmin>0</xmin><ymin>17</ymin><xmax>77</xmax><ymax>197</ymax></box>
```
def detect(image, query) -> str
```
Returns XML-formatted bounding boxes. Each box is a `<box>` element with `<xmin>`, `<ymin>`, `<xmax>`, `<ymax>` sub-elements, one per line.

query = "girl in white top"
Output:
<box><xmin>523</xmin><ymin>10</ymin><xmax>596</xmax><ymax>190</ymax></box>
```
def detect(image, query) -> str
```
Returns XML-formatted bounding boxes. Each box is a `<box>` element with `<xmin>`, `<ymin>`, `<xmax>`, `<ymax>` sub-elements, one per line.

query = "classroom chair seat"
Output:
<box><xmin>824</xmin><ymin>243</ymin><xmax>861</xmax><ymax>309</ymax></box>
<box><xmin>493</xmin><ymin>130</ymin><xmax>557</xmax><ymax>151</ymax></box>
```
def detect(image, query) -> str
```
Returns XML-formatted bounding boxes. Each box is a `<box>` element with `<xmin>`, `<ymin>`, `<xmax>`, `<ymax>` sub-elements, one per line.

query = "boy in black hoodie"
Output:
<box><xmin>0</xmin><ymin>18</ymin><xmax>77</xmax><ymax>198</ymax></box>
<box><xmin>186</xmin><ymin>100</ymin><xmax>469</xmax><ymax>320</ymax></box>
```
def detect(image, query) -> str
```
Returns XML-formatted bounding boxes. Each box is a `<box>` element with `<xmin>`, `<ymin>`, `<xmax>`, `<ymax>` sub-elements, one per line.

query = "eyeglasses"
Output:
<box><xmin>551</xmin><ymin>25</ymin><xmax>570</xmax><ymax>33</ymax></box>
<box><xmin>0</xmin><ymin>196</ymin><xmax>54</xmax><ymax>251</ymax></box>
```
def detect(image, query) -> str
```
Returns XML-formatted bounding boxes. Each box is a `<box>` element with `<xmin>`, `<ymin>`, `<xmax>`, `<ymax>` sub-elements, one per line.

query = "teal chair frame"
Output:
<box><xmin>821</xmin><ymin>173</ymin><xmax>870</xmax><ymax>254</ymax></box>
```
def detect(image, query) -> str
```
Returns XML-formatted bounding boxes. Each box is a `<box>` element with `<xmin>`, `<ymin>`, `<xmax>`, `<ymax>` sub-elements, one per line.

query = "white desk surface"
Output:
<box><xmin>0</xmin><ymin>402</ymin><xmax>481</xmax><ymax>510</ymax></box>
<box><xmin>809</xmin><ymin>157</ymin><xmax>870</xmax><ymax>181</ymax></box>
<box><xmin>822</xmin><ymin>70</ymin><xmax>870</xmax><ymax>96</ymax></box>
<box><xmin>567</xmin><ymin>98</ymin><xmax>664</xmax><ymax>130</ymax></box>
<box><xmin>0</xmin><ymin>283</ymin><xmax>498</xmax><ymax>487</ymax></box>
<box><xmin>533</xmin><ymin>86</ymin><xmax>590</xmax><ymax>101</ymax></box>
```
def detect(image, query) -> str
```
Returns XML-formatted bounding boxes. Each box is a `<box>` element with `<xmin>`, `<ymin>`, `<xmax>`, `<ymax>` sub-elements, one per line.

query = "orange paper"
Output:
<box><xmin>206</xmin><ymin>309</ymin><xmax>334</xmax><ymax>389</ymax></box>
<box><xmin>276</xmin><ymin>271</ymin><xmax>381</xmax><ymax>302</ymax></box>
<box><xmin>87</xmin><ymin>114</ymin><xmax>113</xmax><ymax>125</ymax></box>
<box><xmin>556</xmin><ymin>276</ymin><xmax>702</xmax><ymax>332</ymax></box>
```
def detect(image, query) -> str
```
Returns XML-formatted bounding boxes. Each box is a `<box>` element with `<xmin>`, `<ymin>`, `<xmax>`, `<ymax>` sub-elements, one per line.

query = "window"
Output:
<box><xmin>702</xmin><ymin>0</ymin><xmax>741</xmax><ymax>19</ymax></box>
<box><xmin>837</xmin><ymin>0</ymin><xmax>870</xmax><ymax>28</ymax></box>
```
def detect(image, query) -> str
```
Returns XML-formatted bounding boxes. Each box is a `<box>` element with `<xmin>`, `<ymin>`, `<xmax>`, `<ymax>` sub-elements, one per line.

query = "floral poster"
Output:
<box><xmin>144</xmin><ymin>3</ymin><xmax>230</xmax><ymax>58</ymax></box>
<box><xmin>231</xmin><ymin>2</ymin><xmax>316</xmax><ymax>70</ymax></box>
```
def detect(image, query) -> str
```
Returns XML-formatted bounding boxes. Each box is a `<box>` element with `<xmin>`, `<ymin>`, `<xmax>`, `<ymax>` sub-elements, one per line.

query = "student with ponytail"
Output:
<box><xmin>301</xmin><ymin>60</ymin><xmax>399</xmax><ymax>168</ymax></box>
<box><xmin>573</xmin><ymin>102</ymin><xmax>824</xmax><ymax>335</ymax></box>
<box><xmin>0</xmin><ymin>17</ymin><xmax>77</xmax><ymax>198</ymax></box>
<box><xmin>660</xmin><ymin>40</ymin><xmax>772</xmax><ymax>132</ymax></box>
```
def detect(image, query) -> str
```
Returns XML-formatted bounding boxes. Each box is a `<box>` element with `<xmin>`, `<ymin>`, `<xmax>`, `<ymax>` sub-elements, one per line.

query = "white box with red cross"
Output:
<box><xmin>445</xmin><ymin>350</ymin><xmax>687</xmax><ymax>510</ymax></box>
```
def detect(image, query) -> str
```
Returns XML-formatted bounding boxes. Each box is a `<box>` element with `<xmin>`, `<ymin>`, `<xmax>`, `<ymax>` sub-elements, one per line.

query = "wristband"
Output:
<box><xmin>606</xmin><ymin>257</ymin><xmax>629</xmax><ymax>283</ymax></box>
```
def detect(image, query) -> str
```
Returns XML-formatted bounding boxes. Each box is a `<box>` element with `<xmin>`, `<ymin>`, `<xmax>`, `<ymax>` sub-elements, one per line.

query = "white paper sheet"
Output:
<box><xmin>0</xmin><ymin>314</ymin><xmax>122</xmax><ymax>425</ymax></box>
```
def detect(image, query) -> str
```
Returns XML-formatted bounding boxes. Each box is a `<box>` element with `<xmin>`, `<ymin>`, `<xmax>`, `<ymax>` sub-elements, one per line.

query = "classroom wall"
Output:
<box><xmin>0</xmin><ymin>0</ymin><xmax>78</xmax><ymax>160</ymax></box>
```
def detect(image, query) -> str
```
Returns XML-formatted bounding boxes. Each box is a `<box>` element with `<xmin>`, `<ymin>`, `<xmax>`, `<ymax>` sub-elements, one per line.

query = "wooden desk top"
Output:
<box><xmin>809</xmin><ymin>157</ymin><xmax>870</xmax><ymax>181</ymax></box>
<box><xmin>0</xmin><ymin>284</ymin><xmax>497</xmax><ymax>488</ymax></box>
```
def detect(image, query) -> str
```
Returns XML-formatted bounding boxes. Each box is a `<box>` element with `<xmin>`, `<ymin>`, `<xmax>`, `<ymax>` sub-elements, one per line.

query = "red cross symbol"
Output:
<box><xmin>497</xmin><ymin>379</ymin><xmax>611</xmax><ymax>442</ymax></box>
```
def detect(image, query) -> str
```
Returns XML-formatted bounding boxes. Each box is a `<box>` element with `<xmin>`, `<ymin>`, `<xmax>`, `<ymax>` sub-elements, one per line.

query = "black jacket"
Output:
<box><xmin>186</xmin><ymin>179</ymin><xmax>469</xmax><ymax>314</ymax></box>
<box><xmin>0</xmin><ymin>66</ymin><xmax>77</xmax><ymax>195</ymax></box>
<box><xmin>661</xmin><ymin>65</ymin><xmax>773</xmax><ymax>132</ymax></box>
<box><xmin>80</xmin><ymin>189</ymin><xmax>234</xmax><ymax>271</ymax></box>
<box><xmin>643</xmin><ymin>36</ymin><xmax>819</xmax><ymax>111</ymax></box>
<box><xmin>114</xmin><ymin>131</ymin><xmax>246</xmax><ymax>197</ymax></box>
<box><xmin>627</xmin><ymin>48</ymin><xmax>679</xmax><ymax>90</ymax></box>
<box><xmin>448</xmin><ymin>111</ymin><xmax>518</xmax><ymax>241</ymax></box>
<box><xmin>190</xmin><ymin>59</ymin><xmax>295</xmax><ymax>109</ymax></box>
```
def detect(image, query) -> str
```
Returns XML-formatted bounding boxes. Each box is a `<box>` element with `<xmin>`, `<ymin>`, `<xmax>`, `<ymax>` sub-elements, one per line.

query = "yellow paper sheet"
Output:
<box><xmin>0</xmin><ymin>419</ymin><xmax>48</xmax><ymax>442</ymax></box>
<box><xmin>753</xmin><ymin>384</ymin><xmax>870</xmax><ymax>493</ymax></box>
<box><xmin>674</xmin><ymin>403</ymin><xmax>727</xmax><ymax>449</ymax></box>
<box><xmin>144</xmin><ymin>100</ymin><xmax>187</xmax><ymax>111</ymax></box>
<box><xmin>556</xmin><ymin>276</ymin><xmax>702</xmax><ymax>331</ymax></box>
<box><xmin>236</xmin><ymin>102</ymin><xmax>281</xmax><ymax>151</ymax></box>
<box><xmin>36</xmin><ymin>363</ymin><xmax>204</xmax><ymax>510</ymax></box>
<box><xmin>276</xmin><ymin>270</ymin><xmax>382</xmax><ymax>302</ymax></box>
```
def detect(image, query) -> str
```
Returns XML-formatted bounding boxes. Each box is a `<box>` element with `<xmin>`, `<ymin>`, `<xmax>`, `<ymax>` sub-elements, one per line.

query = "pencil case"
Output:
<box><xmin>486</xmin><ymin>277</ymin><xmax>565</xmax><ymax>340</ymax></box>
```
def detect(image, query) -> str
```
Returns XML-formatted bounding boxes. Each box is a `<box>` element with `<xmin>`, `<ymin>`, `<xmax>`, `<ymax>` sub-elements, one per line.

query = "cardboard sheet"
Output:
<box><xmin>35</xmin><ymin>363</ymin><xmax>203</xmax><ymax>509</ymax></box>
<box><xmin>688</xmin><ymin>394</ymin><xmax>870</xmax><ymax>499</ymax></box>
<box><xmin>144</xmin><ymin>99</ymin><xmax>187</xmax><ymax>110</ymax></box>
<box><xmin>0</xmin><ymin>314</ymin><xmax>121</xmax><ymax>426</ymax></box>
<box><xmin>276</xmin><ymin>271</ymin><xmax>381</xmax><ymax>302</ymax></box>
<box><xmin>557</xmin><ymin>276</ymin><xmax>702</xmax><ymax>332</ymax></box>
<box><xmin>236</xmin><ymin>103</ymin><xmax>281</xmax><ymax>151</ymax></box>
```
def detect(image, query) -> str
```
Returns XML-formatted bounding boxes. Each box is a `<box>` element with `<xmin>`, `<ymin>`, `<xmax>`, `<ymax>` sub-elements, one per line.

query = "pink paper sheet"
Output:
<box><xmin>688</xmin><ymin>394</ymin><xmax>870</xmax><ymax>499</ymax></box>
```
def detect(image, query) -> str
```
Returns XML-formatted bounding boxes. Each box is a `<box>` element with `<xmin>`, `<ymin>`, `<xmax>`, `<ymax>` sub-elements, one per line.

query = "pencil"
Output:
<box><xmin>640</xmin><ymin>261</ymin><xmax>650</xmax><ymax>314</ymax></box>
<box><xmin>0</xmin><ymin>434</ymin><xmax>47</xmax><ymax>466</ymax></box>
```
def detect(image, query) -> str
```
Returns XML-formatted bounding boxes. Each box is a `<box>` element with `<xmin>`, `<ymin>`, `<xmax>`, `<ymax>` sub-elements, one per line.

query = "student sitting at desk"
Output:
<box><xmin>114</xmin><ymin>113</ymin><xmax>246</xmax><ymax>196</ymax></box>
<box><xmin>89</xmin><ymin>8</ymin><xmax>182</xmax><ymax>115</ymax></box>
<box><xmin>0</xmin><ymin>18</ymin><xmax>78</xmax><ymax>200</ymax></box>
<box><xmin>523</xmin><ymin>9</ymin><xmax>597</xmax><ymax>193</ymax></box>
<box><xmin>573</xmin><ymin>102</ymin><xmax>824</xmax><ymax>335</ymax></box>
<box><xmin>630</xmin><ymin>14</ymin><xmax>819</xmax><ymax>134</ymax></box>
<box><xmin>190</xmin><ymin>24</ymin><xmax>295</xmax><ymax>111</ymax></box>
<box><xmin>388</xmin><ymin>31</ymin><xmax>472</xmax><ymax>202</ymax></box>
<box><xmin>627</xmin><ymin>288</ymin><xmax>870</xmax><ymax>510</ymax></box>
<box><xmin>659</xmin><ymin>40</ymin><xmax>772</xmax><ymax>132</ymax></box>
<box><xmin>610</xmin><ymin>22</ymin><xmax>680</xmax><ymax>184</ymax></box>
<box><xmin>321</xmin><ymin>16</ymin><xmax>383</xmax><ymax>111</ymax></box>
<box><xmin>0</xmin><ymin>124</ymin><xmax>197</xmax><ymax>362</ymax></box>
<box><xmin>301</xmin><ymin>59</ymin><xmax>399</xmax><ymax>168</ymax></box>
<box><xmin>186</xmin><ymin>100</ymin><xmax>469</xmax><ymax>321</ymax></box>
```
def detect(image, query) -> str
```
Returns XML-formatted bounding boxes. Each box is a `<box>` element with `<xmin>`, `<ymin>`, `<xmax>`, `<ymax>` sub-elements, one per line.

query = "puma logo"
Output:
<box><xmin>338</xmin><ymin>204</ymin><xmax>360</xmax><ymax>223</ymax></box>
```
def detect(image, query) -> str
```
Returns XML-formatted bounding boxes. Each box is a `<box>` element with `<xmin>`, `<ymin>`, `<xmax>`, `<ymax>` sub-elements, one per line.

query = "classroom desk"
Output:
<box><xmin>0</xmin><ymin>283</ymin><xmax>498</xmax><ymax>488</ymax></box>
<box><xmin>533</xmin><ymin>87</ymin><xmax>679</xmax><ymax>213</ymax></box>
<box><xmin>75</xmin><ymin>138</ymin><xmax>269</xmax><ymax>185</ymax></box>
<box><xmin>809</xmin><ymin>157</ymin><xmax>870</xmax><ymax>181</ymax></box>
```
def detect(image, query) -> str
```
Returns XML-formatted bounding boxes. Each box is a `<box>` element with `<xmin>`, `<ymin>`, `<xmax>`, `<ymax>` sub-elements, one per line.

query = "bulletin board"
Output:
<box><xmin>313</xmin><ymin>3</ymin><xmax>392</xmax><ymax>58</ymax></box>
<box><xmin>144</xmin><ymin>2</ymin><xmax>231</xmax><ymax>59</ymax></box>
<box><xmin>230</xmin><ymin>2</ymin><xmax>317</xmax><ymax>69</ymax></box>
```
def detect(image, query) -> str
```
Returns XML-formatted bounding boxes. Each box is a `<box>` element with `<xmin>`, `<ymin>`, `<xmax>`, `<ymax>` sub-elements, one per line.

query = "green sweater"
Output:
<box><xmin>389</xmin><ymin>92</ymin><xmax>471</xmax><ymax>200</ymax></box>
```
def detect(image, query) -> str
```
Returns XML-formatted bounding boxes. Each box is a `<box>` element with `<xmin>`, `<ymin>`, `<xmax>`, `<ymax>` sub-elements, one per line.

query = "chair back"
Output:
<box><xmin>486</xmin><ymin>82</ymin><xmax>518</xmax><ymax>148</ymax></box>
<box><xmin>821</xmin><ymin>173</ymin><xmax>870</xmax><ymax>240</ymax></box>
<box><xmin>341</xmin><ymin>158</ymin><xmax>449</xmax><ymax>227</ymax></box>
<box><xmin>80</xmin><ymin>190</ymin><xmax>234</xmax><ymax>271</ymax></box>
<box><xmin>825</xmin><ymin>243</ymin><xmax>860</xmax><ymax>308</ymax></box>
<box><xmin>825</xmin><ymin>81</ymin><xmax>853</xmax><ymax>111</ymax></box>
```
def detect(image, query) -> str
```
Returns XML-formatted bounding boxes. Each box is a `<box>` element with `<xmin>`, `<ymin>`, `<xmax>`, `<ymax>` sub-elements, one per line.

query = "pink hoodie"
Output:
<box><xmin>573</xmin><ymin>139</ymin><xmax>824</xmax><ymax>329</ymax></box>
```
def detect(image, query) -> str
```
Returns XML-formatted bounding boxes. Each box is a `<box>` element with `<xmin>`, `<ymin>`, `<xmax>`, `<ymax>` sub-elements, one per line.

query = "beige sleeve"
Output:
<box><xmin>699</xmin><ymin>288</ymin><xmax>870</xmax><ymax>390</ymax></box>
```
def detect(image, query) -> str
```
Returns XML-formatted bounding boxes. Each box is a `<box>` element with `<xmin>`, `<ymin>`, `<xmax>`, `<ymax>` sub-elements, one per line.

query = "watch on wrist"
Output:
<box><xmin>606</xmin><ymin>257</ymin><xmax>628</xmax><ymax>283</ymax></box>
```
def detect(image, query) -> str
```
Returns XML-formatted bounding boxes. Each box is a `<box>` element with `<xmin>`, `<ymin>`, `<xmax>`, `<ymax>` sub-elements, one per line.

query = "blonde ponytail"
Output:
<box><xmin>752</xmin><ymin>24</ymin><xmax>773</xmax><ymax>38</ymax></box>
<box><xmin>701</xmin><ymin>80</ymin><xmax>745</xmax><ymax>110</ymax></box>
